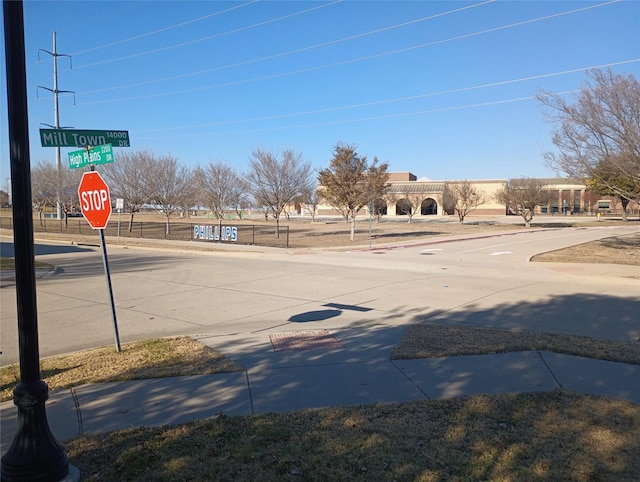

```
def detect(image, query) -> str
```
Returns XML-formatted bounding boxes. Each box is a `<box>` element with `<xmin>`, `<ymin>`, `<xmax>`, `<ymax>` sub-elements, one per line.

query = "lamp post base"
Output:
<box><xmin>0</xmin><ymin>381</ymin><xmax>74</xmax><ymax>481</ymax></box>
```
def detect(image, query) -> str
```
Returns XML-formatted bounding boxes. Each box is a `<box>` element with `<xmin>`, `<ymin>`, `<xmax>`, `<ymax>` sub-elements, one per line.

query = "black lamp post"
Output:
<box><xmin>1</xmin><ymin>1</ymin><xmax>74</xmax><ymax>480</ymax></box>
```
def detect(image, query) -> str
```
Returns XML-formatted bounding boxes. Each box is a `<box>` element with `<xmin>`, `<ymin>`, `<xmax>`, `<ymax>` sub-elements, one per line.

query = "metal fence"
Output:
<box><xmin>0</xmin><ymin>217</ymin><xmax>290</xmax><ymax>248</ymax></box>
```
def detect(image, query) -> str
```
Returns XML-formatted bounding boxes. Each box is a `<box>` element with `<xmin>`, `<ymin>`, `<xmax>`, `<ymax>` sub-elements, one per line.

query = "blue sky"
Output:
<box><xmin>1</xmin><ymin>0</ymin><xmax>639</xmax><ymax>187</ymax></box>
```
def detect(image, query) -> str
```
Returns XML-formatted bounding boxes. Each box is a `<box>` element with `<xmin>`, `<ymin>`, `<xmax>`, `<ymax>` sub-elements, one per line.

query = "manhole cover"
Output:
<box><xmin>270</xmin><ymin>329</ymin><xmax>342</xmax><ymax>352</ymax></box>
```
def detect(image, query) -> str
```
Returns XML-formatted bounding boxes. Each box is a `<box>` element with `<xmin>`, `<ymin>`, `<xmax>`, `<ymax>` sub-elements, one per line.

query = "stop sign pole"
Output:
<box><xmin>78</xmin><ymin>169</ymin><xmax>121</xmax><ymax>352</ymax></box>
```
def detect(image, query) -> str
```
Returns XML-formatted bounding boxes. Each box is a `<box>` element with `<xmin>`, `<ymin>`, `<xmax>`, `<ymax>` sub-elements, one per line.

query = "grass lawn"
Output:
<box><xmin>2</xmin><ymin>326</ymin><xmax>640</xmax><ymax>480</ymax></box>
<box><xmin>0</xmin><ymin>338</ymin><xmax>242</xmax><ymax>402</ymax></box>
<box><xmin>65</xmin><ymin>391</ymin><xmax>640</xmax><ymax>482</ymax></box>
<box><xmin>1</xmin><ymin>224</ymin><xmax>639</xmax><ymax>480</ymax></box>
<box><xmin>0</xmin><ymin>257</ymin><xmax>52</xmax><ymax>270</ymax></box>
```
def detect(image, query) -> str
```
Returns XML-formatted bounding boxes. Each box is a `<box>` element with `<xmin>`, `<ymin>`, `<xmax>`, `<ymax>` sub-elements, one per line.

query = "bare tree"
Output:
<box><xmin>388</xmin><ymin>187</ymin><xmax>424</xmax><ymax>223</ymax></box>
<box><xmin>31</xmin><ymin>161</ymin><xmax>57</xmax><ymax>225</ymax></box>
<box><xmin>101</xmin><ymin>150</ymin><xmax>152</xmax><ymax>232</ymax></box>
<box><xmin>195</xmin><ymin>162</ymin><xmax>246</xmax><ymax>220</ymax></box>
<box><xmin>537</xmin><ymin>69</ymin><xmax>640</xmax><ymax>203</ymax></box>
<box><xmin>318</xmin><ymin>143</ymin><xmax>389</xmax><ymax>241</ymax></box>
<box><xmin>443</xmin><ymin>180</ymin><xmax>487</xmax><ymax>224</ymax></box>
<box><xmin>298</xmin><ymin>186</ymin><xmax>319</xmax><ymax>222</ymax></box>
<box><xmin>234</xmin><ymin>188</ymin><xmax>251</xmax><ymax>219</ymax></box>
<box><xmin>247</xmin><ymin>148</ymin><xmax>314</xmax><ymax>237</ymax></box>
<box><xmin>495</xmin><ymin>177</ymin><xmax>553</xmax><ymax>227</ymax></box>
<box><xmin>144</xmin><ymin>155</ymin><xmax>193</xmax><ymax>236</ymax></box>
<box><xmin>31</xmin><ymin>160</ymin><xmax>80</xmax><ymax>226</ymax></box>
<box><xmin>177</xmin><ymin>184</ymin><xmax>200</xmax><ymax>219</ymax></box>
<box><xmin>586</xmin><ymin>158</ymin><xmax>640</xmax><ymax>221</ymax></box>
<box><xmin>60</xmin><ymin>168</ymin><xmax>82</xmax><ymax>225</ymax></box>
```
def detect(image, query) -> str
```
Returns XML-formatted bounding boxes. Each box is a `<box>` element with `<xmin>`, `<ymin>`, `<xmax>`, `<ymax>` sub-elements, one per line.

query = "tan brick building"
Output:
<box><xmin>315</xmin><ymin>173</ymin><xmax>639</xmax><ymax>219</ymax></box>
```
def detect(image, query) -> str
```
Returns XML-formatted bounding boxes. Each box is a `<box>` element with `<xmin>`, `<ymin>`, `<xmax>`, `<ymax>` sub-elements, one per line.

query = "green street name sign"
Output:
<box><xmin>40</xmin><ymin>128</ymin><xmax>130</xmax><ymax>147</ymax></box>
<box><xmin>68</xmin><ymin>144</ymin><xmax>114</xmax><ymax>169</ymax></box>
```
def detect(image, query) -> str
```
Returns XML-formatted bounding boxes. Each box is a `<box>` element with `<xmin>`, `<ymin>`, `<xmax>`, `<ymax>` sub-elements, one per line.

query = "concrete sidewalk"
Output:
<box><xmin>2</xmin><ymin>226</ymin><xmax>638</xmax><ymax>454</ymax></box>
<box><xmin>2</xmin><ymin>329</ymin><xmax>639</xmax><ymax>454</ymax></box>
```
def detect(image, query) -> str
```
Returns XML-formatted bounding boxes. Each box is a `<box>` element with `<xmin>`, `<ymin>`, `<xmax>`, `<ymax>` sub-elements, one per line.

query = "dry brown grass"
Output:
<box><xmin>393</xmin><ymin>324</ymin><xmax>640</xmax><ymax>363</ymax></box>
<box><xmin>283</xmin><ymin>218</ymin><xmax>521</xmax><ymax>249</ymax></box>
<box><xmin>66</xmin><ymin>391</ymin><xmax>640</xmax><ymax>481</ymax></box>
<box><xmin>531</xmin><ymin>232</ymin><xmax>640</xmax><ymax>265</ymax></box>
<box><xmin>7</xmin><ymin>212</ymin><xmax>638</xmax><ymax>254</ymax></box>
<box><xmin>3</xmin><ymin>217</ymin><xmax>640</xmax><ymax>480</ymax></box>
<box><xmin>5</xmin><ymin>329</ymin><xmax>634</xmax><ymax>480</ymax></box>
<box><xmin>0</xmin><ymin>337</ymin><xmax>242</xmax><ymax>402</ymax></box>
<box><xmin>15</xmin><ymin>214</ymin><xmax>524</xmax><ymax>249</ymax></box>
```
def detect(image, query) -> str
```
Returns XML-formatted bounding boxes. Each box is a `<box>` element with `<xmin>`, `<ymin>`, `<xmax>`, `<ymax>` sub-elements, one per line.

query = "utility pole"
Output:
<box><xmin>38</xmin><ymin>32</ymin><xmax>73</xmax><ymax>220</ymax></box>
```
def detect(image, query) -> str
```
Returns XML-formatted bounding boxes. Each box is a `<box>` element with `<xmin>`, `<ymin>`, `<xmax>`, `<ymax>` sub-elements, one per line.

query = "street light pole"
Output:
<box><xmin>1</xmin><ymin>1</ymin><xmax>77</xmax><ymax>480</ymax></box>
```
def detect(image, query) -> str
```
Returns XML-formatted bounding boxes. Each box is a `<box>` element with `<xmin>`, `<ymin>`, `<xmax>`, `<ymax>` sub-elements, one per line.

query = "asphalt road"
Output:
<box><xmin>1</xmin><ymin>225</ymin><xmax>639</xmax><ymax>366</ymax></box>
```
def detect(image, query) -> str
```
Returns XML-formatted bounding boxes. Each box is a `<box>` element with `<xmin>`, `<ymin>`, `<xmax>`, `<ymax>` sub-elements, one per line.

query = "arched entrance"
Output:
<box><xmin>421</xmin><ymin>198</ymin><xmax>437</xmax><ymax>215</ymax></box>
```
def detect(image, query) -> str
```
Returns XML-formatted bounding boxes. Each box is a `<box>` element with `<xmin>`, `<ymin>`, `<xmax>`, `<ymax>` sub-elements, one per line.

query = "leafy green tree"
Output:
<box><xmin>318</xmin><ymin>143</ymin><xmax>389</xmax><ymax>241</ymax></box>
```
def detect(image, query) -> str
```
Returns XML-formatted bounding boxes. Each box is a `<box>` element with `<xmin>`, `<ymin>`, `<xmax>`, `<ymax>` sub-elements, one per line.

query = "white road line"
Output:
<box><xmin>456</xmin><ymin>230</ymin><xmax>597</xmax><ymax>253</ymax></box>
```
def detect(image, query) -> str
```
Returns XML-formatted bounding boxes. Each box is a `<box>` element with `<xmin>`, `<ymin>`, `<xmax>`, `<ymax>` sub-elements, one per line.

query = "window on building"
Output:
<box><xmin>573</xmin><ymin>191</ymin><xmax>581</xmax><ymax>213</ymax></box>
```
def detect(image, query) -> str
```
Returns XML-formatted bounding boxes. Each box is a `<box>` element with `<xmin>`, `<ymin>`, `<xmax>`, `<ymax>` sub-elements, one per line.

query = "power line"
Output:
<box><xmin>132</xmin><ymin>59</ymin><xmax>640</xmax><ymax>134</ymax></box>
<box><xmin>132</xmin><ymin>58</ymin><xmax>640</xmax><ymax>139</ymax></box>
<box><xmin>77</xmin><ymin>0</ymin><xmax>494</xmax><ymax>93</ymax></box>
<box><xmin>76</xmin><ymin>0</ymin><xmax>622</xmax><ymax>106</ymax></box>
<box><xmin>70</xmin><ymin>0</ymin><xmax>260</xmax><ymax>57</ymax></box>
<box><xmin>136</xmin><ymin>91</ymin><xmax>578</xmax><ymax>141</ymax></box>
<box><xmin>72</xmin><ymin>0</ymin><xmax>345</xmax><ymax>69</ymax></box>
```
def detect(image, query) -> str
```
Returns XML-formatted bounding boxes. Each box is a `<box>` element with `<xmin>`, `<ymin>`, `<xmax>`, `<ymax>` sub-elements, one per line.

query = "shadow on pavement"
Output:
<box><xmin>0</xmin><ymin>241</ymin><xmax>93</xmax><ymax>257</ymax></box>
<box><xmin>3</xmin><ymin>292</ymin><xmax>639</xmax><ymax>474</ymax></box>
<box><xmin>411</xmin><ymin>292</ymin><xmax>640</xmax><ymax>343</ymax></box>
<box><xmin>289</xmin><ymin>309</ymin><xmax>341</xmax><ymax>322</ymax></box>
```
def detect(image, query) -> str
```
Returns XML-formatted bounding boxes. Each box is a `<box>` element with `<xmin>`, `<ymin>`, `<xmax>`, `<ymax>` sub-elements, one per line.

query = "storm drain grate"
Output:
<box><xmin>270</xmin><ymin>329</ymin><xmax>342</xmax><ymax>352</ymax></box>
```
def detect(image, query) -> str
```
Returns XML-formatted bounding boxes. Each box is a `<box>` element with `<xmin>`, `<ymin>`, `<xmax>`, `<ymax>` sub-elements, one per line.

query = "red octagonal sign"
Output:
<box><xmin>78</xmin><ymin>171</ymin><xmax>112</xmax><ymax>229</ymax></box>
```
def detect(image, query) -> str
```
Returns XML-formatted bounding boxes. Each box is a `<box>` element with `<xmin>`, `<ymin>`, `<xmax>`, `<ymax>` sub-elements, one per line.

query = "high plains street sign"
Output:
<box><xmin>68</xmin><ymin>144</ymin><xmax>114</xmax><ymax>169</ymax></box>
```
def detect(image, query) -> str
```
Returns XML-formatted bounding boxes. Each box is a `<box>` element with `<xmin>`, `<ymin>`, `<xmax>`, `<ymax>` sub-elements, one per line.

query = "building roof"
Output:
<box><xmin>537</xmin><ymin>177</ymin><xmax>586</xmax><ymax>187</ymax></box>
<box><xmin>386</xmin><ymin>182</ymin><xmax>445</xmax><ymax>194</ymax></box>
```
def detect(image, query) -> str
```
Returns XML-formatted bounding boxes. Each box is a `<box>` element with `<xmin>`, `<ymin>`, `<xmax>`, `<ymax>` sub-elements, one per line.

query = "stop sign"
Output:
<box><xmin>78</xmin><ymin>171</ymin><xmax>112</xmax><ymax>229</ymax></box>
